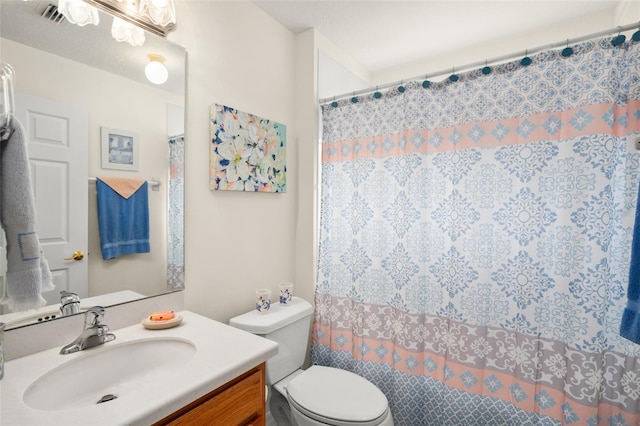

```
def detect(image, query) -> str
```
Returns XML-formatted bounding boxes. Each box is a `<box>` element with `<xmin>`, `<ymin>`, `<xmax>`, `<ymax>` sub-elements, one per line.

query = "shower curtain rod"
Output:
<box><xmin>319</xmin><ymin>22</ymin><xmax>640</xmax><ymax>105</ymax></box>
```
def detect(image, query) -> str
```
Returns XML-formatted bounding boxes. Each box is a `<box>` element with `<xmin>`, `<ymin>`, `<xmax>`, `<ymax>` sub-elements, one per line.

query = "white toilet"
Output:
<box><xmin>230</xmin><ymin>296</ymin><xmax>394</xmax><ymax>426</ymax></box>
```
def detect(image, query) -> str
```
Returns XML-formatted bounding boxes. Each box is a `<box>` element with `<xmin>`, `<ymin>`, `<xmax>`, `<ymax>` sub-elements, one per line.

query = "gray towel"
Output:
<box><xmin>0</xmin><ymin>118</ymin><xmax>54</xmax><ymax>311</ymax></box>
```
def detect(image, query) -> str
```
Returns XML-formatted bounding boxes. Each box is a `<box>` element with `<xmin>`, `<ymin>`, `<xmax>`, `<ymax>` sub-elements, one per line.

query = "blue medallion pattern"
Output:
<box><xmin>495</xmin><ymin>140</ymin><xmax>559</xmax><ymax>183</ymax></box>
<box><xmin>493</xmin><ymin>187</ymin><xmax>557</xmax><ymax>246</ymax></box>
<box><xmin>383</xmin><ymin>191</ymin><xmax>421</xmax><ymax>238</ymax></box>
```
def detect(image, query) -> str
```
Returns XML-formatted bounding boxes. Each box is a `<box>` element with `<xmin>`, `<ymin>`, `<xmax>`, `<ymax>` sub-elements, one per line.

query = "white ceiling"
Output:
<box><xmin>253</xmin><ymin>0</ymin><xmax>624</xmax><ymax>72</ymax></box>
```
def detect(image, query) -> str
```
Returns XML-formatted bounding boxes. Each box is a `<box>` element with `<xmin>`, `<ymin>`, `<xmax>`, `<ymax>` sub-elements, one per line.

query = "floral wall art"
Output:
<box><xmin>209</xmin><ymin>104</ymin><xmax>286</xmax><ymax>192</ymax></box>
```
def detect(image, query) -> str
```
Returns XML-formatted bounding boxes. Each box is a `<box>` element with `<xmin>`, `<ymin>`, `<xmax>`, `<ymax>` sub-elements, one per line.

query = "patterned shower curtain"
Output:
<box><xmin>313</xmin><ymin>38</ymin><xmax>640</xmax><ymax>425</ymax></box>
<box><xmin>167</xmin><ymin>134</ymin><xmax>184</xmax><ymax>290</ymax></box>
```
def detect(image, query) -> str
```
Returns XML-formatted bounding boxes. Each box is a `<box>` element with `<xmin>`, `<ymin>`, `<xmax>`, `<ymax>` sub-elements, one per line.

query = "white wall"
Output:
<box><xmin>373</xmin><ymin>8</ymin><xmax>622</xmax><ymax>85</ymax></box>
<box><xmin>168</xmin><ymin>103</ymin><xmax>184</xmax><ymax>137</ymax></box>
<box><xmin>318</xmin><ymin>51</ymin><xmax>369</xmax><ymax>101</ymax></box>
<box><xmin>293</xmin><ymin>29</ymin><xmax>319</xmax><ymax>331</ymax></box>
<box><xmin>1</xmin><ymin>38</ymin><xmax>181</xmax><ymax>298</ymax></box>
<box><xmin>169</xmin><ymin>1</ymin><xmax>301</xmax><ymax>323</ymax></box>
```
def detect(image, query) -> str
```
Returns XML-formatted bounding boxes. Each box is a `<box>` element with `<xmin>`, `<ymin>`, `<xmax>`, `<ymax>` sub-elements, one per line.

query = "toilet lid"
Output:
<box><xmin>286</xmin><ymin>366</ymin><xmax>388</xmax><ymax>424</ymax></box>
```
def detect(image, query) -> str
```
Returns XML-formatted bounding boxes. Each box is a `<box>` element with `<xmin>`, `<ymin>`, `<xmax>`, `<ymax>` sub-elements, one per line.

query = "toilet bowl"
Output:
<box><xmin>285</xmin><ymin>365</ymin><xmax>393</xmax><ymax>426</ymax></box>
<box><xmin>229</xmin><ymin>297</ymin><xmax>394</xmax><ymax>426</ymax></box>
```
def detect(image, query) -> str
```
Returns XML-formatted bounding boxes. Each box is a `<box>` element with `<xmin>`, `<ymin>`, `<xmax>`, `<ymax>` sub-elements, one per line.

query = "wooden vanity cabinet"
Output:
<box><xmin>153</xmin><ymin>363</ymin><xmax>266</xmax><ymax>426</ymax></box>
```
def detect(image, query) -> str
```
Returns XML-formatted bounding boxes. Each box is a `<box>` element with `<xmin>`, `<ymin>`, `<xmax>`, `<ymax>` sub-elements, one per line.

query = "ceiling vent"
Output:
<box><xmin>41</xmin><ymin>4</ymin><xmax>66</xmax><ymax>24</ymax></box>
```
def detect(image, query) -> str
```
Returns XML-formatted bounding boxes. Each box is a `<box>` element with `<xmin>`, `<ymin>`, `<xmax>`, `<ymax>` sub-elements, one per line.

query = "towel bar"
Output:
<box><xmin>88</xmin><ymin>177</ymin><xmax>161</xmax><ymax>191</ymax></box>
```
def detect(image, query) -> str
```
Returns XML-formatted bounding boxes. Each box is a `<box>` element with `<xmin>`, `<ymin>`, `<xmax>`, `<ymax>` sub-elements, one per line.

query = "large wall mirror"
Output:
<box><xmin>0</xmin><ymin>0</ymin><xmax>185</xmax><ymax>330</ymax></box>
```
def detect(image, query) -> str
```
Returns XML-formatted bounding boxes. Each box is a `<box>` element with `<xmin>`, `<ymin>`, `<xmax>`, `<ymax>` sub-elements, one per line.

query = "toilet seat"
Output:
<box><xmin>286</xmin><ymin>366</ymin><xmax>390</xmax><ymax>426</ymax></box>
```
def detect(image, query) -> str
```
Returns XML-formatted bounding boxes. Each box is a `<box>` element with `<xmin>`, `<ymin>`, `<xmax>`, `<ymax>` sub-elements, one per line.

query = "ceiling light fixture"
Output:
<box><xmin>145</xmin><ymin>54</ymin><xmax>168</xmax><ymax>85</ymax></box>
<box><xmin>81</xmin><ymin>0</ymin><xmax>176</xmax><ymax>38</ymax></box>
<box><xmin>57</xmin><ymin>0</ymin><xmax>176</xmax><ymax>46</ymax></box>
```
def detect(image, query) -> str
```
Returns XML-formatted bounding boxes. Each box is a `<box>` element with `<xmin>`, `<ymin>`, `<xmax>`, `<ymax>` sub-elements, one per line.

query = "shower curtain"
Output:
<box><xmin>167</xmin><ymin>134</ymin><xmax>184</xmax><ymax>290</ymax></box>
<box><xmin>313</xmin><ymin>38</ymin><xmax>640</xmax><ymax>425</ymax></box>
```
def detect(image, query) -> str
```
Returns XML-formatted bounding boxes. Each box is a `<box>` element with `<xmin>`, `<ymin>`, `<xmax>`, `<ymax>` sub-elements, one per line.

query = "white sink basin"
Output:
<box><xmin>23</xmin><ymin>337</ymin><xmax>196</xmax><ymax>411</ymax></box>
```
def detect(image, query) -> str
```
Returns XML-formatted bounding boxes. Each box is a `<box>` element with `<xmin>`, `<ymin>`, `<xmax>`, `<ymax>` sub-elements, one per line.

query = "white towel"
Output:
<box><xmin>0</xmin><ymin>118</ymin><xmax>54</xmax><ymax>311</ymax></box>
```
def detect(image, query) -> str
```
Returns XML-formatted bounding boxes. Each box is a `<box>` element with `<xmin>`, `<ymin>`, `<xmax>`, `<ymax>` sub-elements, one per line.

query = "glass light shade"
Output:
<box><xmin>57</xmin><ymin>0</ymin><xmax>100</xmax><ymax>26</ymax></box>
<box><xmin>139</xmin><ymin>0</ymin><xmax>176</xmax><ymax>27</ymax></box>
<box><xmin>145</xmin><ymin>55</ymin><xmax>168</xmax><ymax>85</ymax></box>
<box><xmin>111</xmin><ymin>17</ymin><xmax>146</xmax><ymax>46</ymax></box>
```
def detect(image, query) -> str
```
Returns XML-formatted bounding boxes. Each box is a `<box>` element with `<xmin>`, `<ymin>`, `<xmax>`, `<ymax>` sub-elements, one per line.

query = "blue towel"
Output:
<box><xmin>96</xmin><ymin>179</ymin><xmax>150</xmax><ymax>260</ymax></box>
<box><xmin>621</xmin><ymin>181</ymin><xmax>640</xmax><ymax>345</ymax></box>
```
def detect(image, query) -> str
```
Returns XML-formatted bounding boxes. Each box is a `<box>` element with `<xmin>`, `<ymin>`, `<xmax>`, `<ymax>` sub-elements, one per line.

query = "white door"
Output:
<box><xmin>14</xmin><ymin>93</ymin><xmax>89</xmax><ymax>305</ymax></box>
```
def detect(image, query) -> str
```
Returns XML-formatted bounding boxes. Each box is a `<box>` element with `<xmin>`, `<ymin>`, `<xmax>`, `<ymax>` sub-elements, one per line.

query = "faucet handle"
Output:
<box><xmin>60</xmin><ymin>291</ymin><xmax>80</xmax><ymax>316</ymax></box>
<box><xmin>60</xmin><ymin>290</ymin><xmax>78</xmax><ymax>300</ymax></box>
<box><xmin>84</xmin><ymin>306</ymin><xmax>106</xmax><ymax>327</ymax></box>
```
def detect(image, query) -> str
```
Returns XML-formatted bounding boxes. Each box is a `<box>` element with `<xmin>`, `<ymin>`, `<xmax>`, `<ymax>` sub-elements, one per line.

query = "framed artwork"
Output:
<box><xmin>101</xmin><ymin>127</ymin><xmax>139</xmax><ymax>171</ymax></box>
<box><xmin>209</xmin><ymin>104</ymin><xmax>286</xmax><ymax>192</ymax></box>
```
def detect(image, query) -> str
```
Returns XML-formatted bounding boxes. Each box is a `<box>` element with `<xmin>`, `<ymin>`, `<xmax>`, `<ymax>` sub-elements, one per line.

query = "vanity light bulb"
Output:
<box><xmin>112</xmin><ymin>17</ymin><xmax>146</xmax><ymax>46</ymax></box>
<box><xmin>145</xmin><ymin>58</ymin><xmax>168</xmax><ymax>85</ymax></box>
<box><xmin>57</xmin><ymin>0</ymin><xmax>100</xmax><ymax>26</ymax></box>
<box><xmin>139</xmin><ymin>0</ymin><xmax>176</xmax><ymax>26</ymax></box>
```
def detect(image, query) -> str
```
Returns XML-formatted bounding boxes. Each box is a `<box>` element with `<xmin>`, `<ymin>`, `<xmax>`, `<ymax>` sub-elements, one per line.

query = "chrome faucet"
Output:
<box><xmin>59</xmin><ymin>291</ymin><xmax>80</xmax><ymax>317</ymax></box>
<box><xmin>60</xmin><ymin>306</ymin><xmax>115</xmax><ymax>355</ymax></box>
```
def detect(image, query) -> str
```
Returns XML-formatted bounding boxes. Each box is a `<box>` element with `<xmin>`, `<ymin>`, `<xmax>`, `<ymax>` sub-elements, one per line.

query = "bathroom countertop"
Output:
<box><xmin>0</xmin><ymin>310</ymin><xmax>279</xmax><ymax>426</ymax></box>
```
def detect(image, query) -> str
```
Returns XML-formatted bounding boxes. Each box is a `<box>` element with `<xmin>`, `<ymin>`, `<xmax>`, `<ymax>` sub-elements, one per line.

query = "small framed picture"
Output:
<box><xmin>101</xmin><ymin>127</ymin><xmax>139</xmax><ymax>171</ymax></box>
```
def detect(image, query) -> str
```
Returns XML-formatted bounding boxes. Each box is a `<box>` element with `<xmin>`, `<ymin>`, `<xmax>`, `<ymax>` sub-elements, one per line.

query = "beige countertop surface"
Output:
<box><xmin>0</xmin><ymin>310</ymin><xmax>278</xmax><ymax>426</ymax></box>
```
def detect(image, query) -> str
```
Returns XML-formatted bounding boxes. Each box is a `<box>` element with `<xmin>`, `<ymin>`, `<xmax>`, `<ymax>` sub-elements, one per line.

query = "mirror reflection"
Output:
<box><xmin>0</xmin><ymin>0</ymin><xmax>185</xmax><ymax>330</ymax></box>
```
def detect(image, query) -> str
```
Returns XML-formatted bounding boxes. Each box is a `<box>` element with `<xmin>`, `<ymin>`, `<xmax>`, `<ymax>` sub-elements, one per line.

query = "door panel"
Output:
<box><xmin>15</xmin><ymin>93</ymin><xmax>89</xmax><ymax>305</ymax></box>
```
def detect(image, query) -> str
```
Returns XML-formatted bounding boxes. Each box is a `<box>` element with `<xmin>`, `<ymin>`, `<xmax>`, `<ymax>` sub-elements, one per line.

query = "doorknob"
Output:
<box><xmin>64</xmin><ymin>251</ymin><xmax>84</xmax><ymax>261</ymax></box>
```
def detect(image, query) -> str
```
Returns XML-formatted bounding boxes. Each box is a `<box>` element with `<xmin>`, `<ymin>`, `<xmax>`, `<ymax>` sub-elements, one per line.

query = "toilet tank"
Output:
<box><xmin>229</xmin><ymin>297</ymin><xmax>313</xmax><ymax>385</ymax></box>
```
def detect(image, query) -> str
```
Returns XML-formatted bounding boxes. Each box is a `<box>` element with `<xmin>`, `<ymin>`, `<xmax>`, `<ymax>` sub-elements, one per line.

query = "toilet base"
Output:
<box><xmin>268</xmin><ymin>386</ymin><xmax>295</xmax><ymax>426</ymax></box>
<box><xmin>269</xmin><ymin>369</ymin><xmax>305</xmax><ymax>426</ymax></box>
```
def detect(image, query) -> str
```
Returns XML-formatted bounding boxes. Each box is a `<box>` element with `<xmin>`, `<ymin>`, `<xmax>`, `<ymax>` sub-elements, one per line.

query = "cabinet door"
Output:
<box><xmin>158</xmin><ymin>364</ymin><xmax>265</xmax><ymax>426</ymax></box>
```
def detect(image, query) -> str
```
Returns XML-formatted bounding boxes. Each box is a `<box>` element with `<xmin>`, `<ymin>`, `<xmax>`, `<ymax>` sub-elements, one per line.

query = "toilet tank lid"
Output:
<box><xmin>229</xmin><ymin>296</ymin><xmax>313</xmax><ymax>334</ymax></box>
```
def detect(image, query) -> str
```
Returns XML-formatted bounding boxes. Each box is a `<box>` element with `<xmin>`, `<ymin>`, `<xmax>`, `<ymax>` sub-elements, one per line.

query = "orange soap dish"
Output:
<box><xmin>141</xmin><ymin>312</ymin><xmax>183</xmax><ymax>330</ymax></box>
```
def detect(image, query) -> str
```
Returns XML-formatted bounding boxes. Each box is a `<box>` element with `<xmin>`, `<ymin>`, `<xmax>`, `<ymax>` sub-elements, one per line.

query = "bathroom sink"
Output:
<box><xmin>3</xmin><ymin>311</ymin><xmax>279</xmax><ymax>426</ymax></box>
<box><xmin>23</xmin><ymin>337</ymin><xmax>196</xmax><ymax>411</ymax></box>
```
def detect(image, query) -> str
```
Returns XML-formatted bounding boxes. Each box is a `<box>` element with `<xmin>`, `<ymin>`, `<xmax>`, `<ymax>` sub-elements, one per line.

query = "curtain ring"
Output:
<box><xmin>562</xmin><ymin>40</ymin><xmax>574</xmax><ymax>57</ymax></box>
<box><xmin>449</xmin><ymin>67</ymin><xmax>459</xmax><ymax>82</ymax></box>
<box><xmin>612</xmin><ymin>27</ymin><xmax>626</xmax><ymax>46</ymax></box>
<box><xmin>521</xmin><ymin>49</ymin><xmax>532</xmax><ymax>66</ymax></box>
<box><xmin>633</xmin><ymin>22</ymin><xmax>640</xmax><ymax>41</ymax></box>
<box><xmin>422</xmin><ymin>73</ymin><xmax>431</xmax><ymax>88</ymax></box>
<box><xmin>482</xmin><ymin>60</ymin><xmax>491</xmax><ymax>75</ymax></box>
